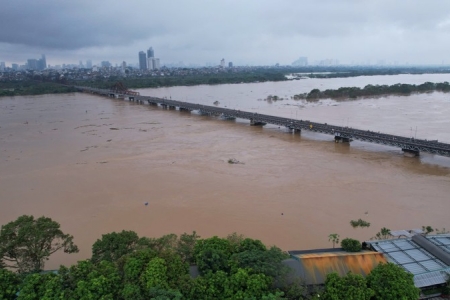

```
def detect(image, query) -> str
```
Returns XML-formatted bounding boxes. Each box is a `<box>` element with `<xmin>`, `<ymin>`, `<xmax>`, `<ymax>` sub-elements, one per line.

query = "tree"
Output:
<box><xmin>366</xmin><ymin>263</ymin><xmax>419</xmax><ymax>300</ymax></box>
<box><xmin>176</xmin><ymin>231</ymin><xmax>201</xmax><ymax>264</ymax></box>
<box><xmin>372</xmin><ymin>227</ymin><xmax>391</xmax><ymax>240</ymax></box>
<box><xmin>341</xmin><ymin>238</ymin><xmax>361</xmax><ymax>252</ymax></box>
<box><xmin>328</xmin><ymin>234</ymin><xmax>340</xmax><ymax>248</ymax></box>
<box><xmin>91</xmin><ymin>230</ymin><xmax>143</xmax><ymax>264</ymax></box>
<box><xmin>322</xmin><ymin>272</ymin><xmax>374</xmax><ymax>300</ymax></box>
<box><xmin>0</xmin><ymin>268</ymin><xmax>20</xmax><ymax>299</ymax></box>
<box><xmin>422</xmin><ymin>226</ymin><xmax>434</xmax><ymax>235</ymax></box>
<box><xmin>194</xmin><ymin>236</ymin><xmax>234</xmax><ymax>274</ymax></box>
<box><xmin>0</xmin><ymin>215</ymin><xmax>79</xmax><ymax>273</ymax></box>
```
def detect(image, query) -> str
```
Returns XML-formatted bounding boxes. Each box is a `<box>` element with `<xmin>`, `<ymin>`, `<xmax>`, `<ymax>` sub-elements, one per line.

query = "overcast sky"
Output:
<box><xmin>1</xmin><ymin>0</ymin><xmax>450</xmax><ymax>67</ymax></box>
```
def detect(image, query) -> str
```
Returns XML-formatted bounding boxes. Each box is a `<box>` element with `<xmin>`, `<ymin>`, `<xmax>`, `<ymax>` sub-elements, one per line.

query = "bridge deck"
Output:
<box><xmin>76</xmin><ymin>86</ymin><xmax>450</xmax><ymax>158</ymax></box>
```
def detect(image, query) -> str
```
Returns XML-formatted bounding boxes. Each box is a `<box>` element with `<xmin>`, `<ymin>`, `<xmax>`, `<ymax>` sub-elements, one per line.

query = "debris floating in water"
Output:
<box><xmin>144</xmin><ymin>202</ymin><xmax>149</xmax><ymax>206</ymax></box>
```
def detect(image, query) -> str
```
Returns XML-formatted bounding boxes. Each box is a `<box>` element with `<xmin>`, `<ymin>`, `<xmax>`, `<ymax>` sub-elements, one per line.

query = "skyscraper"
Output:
<box><xmin>86</xmin><ymin>60</ymin><xmax>92</xmax><ymax>68</ymax></box>
<box><xmin>139</xmin><ymin>51</ymin><xmax>147</xmax><ymax>70</ymax></box>
<box><xmin>147</xmin><ymin>47</ymin><xmax>154</xmax><ymax>58</ymax></box>
<box><xmin>40</xmin><ymin>54</ymin><xmax>47</xmax><ymax>70</ymax></box>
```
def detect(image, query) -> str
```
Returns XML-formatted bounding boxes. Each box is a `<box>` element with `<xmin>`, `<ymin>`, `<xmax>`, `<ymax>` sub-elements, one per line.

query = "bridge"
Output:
<box><xmin>76</xmin><ymin>86</ymin><xmax>450</xmax><ymax>158</ymax></box>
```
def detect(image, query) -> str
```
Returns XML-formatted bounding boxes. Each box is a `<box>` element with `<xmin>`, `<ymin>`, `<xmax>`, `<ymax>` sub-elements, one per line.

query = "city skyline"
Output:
<box><xmin>1</xmin><ymin>1</ymin><xmax>450</xmax><ymax>67</ymax></box>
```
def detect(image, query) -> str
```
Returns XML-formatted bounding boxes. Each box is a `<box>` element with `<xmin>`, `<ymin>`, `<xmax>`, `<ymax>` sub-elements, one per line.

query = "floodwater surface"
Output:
<box><xmin>1</xmin><ymin>74</ymin><xmax>449</xmax><ymax>269</ymax></box>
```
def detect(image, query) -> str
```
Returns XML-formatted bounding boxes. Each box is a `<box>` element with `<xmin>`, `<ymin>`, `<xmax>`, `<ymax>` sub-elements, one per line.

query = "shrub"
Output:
<box><xmin>341</xmin><ymin>238</ymin><xmax>361</xmax><ymax>252</ymax></box>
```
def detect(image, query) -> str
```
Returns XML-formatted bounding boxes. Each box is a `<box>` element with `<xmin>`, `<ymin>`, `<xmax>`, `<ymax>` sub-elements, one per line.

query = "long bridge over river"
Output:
<box><xmin>76</xmin><ymin>86</ymin><xmax>450</xmax><ymax>158</ymax></box>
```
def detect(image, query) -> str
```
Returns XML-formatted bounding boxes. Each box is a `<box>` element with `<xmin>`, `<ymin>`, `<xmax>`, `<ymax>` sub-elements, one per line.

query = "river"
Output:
<box><xmin>1</xmin><ymin>73</ymin><xmax>449</xmax><ymax>269</ymax></box>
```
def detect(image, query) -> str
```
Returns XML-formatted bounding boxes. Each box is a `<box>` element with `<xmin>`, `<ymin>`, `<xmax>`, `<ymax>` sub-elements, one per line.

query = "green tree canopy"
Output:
<box><xmin>341</xmin><ymin>238</ymin><xmax>361</xmax><ymax>252</ymax></box>
<box><xmin>322</xmin><ymin>272</ymin><xmax>374</xmax><ymax>300</ymax></box>
<box><xmin>0</xmin><ymin>268</ymin><xmax>20</xmax><ymax>300</ymax></box>
<box><xmin>91</xmin><ymin>230</ymin><xmax>145</xmax><ymax>264</ymax></box>
<box><xmin>0</xmin><ymin>215</ymin><xmax>78</xmax><ymax>273</ymax></box>
<box><xmin>366</xmin><ymin>263</ymin><xmax>419</xmax><ymax>300</ymax></box>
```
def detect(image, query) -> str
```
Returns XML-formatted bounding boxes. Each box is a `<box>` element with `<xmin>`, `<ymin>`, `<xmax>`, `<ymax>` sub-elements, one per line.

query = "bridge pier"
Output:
<box><xmin>160</xmin><ymin>104</ymin><xmax>168</xmax><ymax>109</ymax></box>
<box><xmin>109</xmin><ymin>93</ymin><xmax>115</xmax><ymax>98</ymax></box>
<box><xmin>335</xmin><ymin>136</ymin><xmax>351</xmax><ymax>143</ymax></box>
<box><xmin>179</xmin><ymin>107</ymin><xmax>191</xmax><ymax>112</ymax></box>
<box><xmin>147</xmin><ymin>100</ymin><xmax>157</xmax><ymax>105</ymax></box>
<box><xmin>129</xmin><ymin>96</ymin><xmax>135</xmax><ymax>101</ymax></box>
<box><xmin>402</xmin><ymin>148</ymin><xmax>420</xmax><ymax>157</ymax></box>
<box><xmin>250</xmin><ymin>119</ymin><xmax>267</xmax><ymax>126</ymax></box>
<box><xmin>169</xmin><ymin>105</ymin><xmax>176</xmax><ymax>110</ymax></box>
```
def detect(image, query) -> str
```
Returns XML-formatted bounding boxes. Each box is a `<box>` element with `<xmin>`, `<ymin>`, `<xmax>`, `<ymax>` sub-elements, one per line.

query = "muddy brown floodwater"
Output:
<box><xmin>1</xmin><ymin>74</ymin><xmax>450</xmax><ymax>269</ymax></box>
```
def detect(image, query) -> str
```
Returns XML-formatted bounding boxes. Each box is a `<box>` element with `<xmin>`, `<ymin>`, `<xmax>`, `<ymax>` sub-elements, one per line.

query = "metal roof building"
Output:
<box><xmin>286</xmin><ymin>248</ymin><xmax>387</xmax><ymax>285</ymax></box>
<box><xmin>364</xmin><ymin>234</ymin><xmax>450</xmax><ymax>288</ymax></box>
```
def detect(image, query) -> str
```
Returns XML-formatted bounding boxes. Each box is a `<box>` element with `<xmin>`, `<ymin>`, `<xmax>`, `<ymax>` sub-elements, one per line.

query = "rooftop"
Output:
<box><xmin>364</xmin><ymin>234</ymin><xmax>450</xmax><ymax>288</ymax></box>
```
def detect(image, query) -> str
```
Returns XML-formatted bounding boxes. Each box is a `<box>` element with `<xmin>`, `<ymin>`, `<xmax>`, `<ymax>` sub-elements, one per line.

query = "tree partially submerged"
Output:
<box><xmin>350</xmin><ymin>219</ymin><xmax>371</xmax><ymax>228</ymax></box>
<box><xmin>0</xmin><ymin>215</ymin><xmax>78</xmax><ymax>273</ymax></box>
<box><xmin>328</xmin><ymin>234</ymin><xmax>340</xmax><ymax>248</ymax></box>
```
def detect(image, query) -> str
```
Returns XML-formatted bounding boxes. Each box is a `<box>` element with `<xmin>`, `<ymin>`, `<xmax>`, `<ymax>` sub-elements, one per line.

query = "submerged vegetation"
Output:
<box><xmin>0</xmin><ymin>81</ymin><xmax>76</xmax><ymax>97</ymax></box>
<box><xmin>293</xmin><ymin>81</ymin><xmax>450</xmax><ymax>101</ymax></box>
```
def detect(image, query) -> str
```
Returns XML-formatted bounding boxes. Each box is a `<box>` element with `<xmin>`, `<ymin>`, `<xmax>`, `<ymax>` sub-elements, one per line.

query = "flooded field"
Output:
<box><xmin>1</xmin><ymin>74</ymin><xmax>449</xmax><ymax>269</ymax></box>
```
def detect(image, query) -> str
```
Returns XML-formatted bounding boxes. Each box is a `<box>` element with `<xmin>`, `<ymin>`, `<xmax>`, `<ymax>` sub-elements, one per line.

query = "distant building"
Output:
<box><xmin>147</xmin><ymin>47</ymin><xmax>154</xmax><ymax>58</ymax></box>
<box><xmin>0</xmin><ymin>62</ymin><xmax>5</xmax><ymax>71</ymax></box>
<box><xmin>39</xmin><ymin>54</ymin><xmax>47</xmax><ymax>70</ymax></box>
<box><xmin>292</xmin><ymin>56</ymin><xmax>308</xmax><ymax>66</ymax></box>
<box><xmin>139</xmin><ymin>51</ymin><xmax>147</xmax><ymax>70</ymax></box>
<box><xmin>228</xmin><ymin>62</ymin><xmax>233</xmax><ymax>68</ymax></box>
<box><xmin>86</xmin><ymin>60</ymin><xmax>92</xmax><ymax>68</ymax></box>
<box><xmin>12</xmin><ymin>63</ymin><xmax>18</xmax><ymax>70</ymax></box>
<box><xmin>220</xmin><ymin>58</ymin><xmax>225</xmax><ymax>67</ymax></box>
<box><xmin>27</xmin><ymin>59</ymin><xmax>38</xmax><ymax>70</ymax></box>
<box><xmin>101</xmin><ymin>61</ymin><xmax>111</xmax><ymax>68</ymax></box>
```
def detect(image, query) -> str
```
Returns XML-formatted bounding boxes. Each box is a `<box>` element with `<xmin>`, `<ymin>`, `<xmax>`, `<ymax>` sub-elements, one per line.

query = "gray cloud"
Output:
<box><xmin>1</xmin><ymin>0</ymin><xmax>450</xmax><ymax>66</ymax></box>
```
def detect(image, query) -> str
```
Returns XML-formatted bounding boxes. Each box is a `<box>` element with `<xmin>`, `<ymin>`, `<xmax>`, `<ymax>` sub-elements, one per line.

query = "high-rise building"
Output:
<box><xmin>27</xmin><ymin>59</ymin><xmax>38</xmax><ymax>70</ymax></box>
<box><xmin>228</xmin><ymin>62</ymin><xmax>233</xmax><ymax>68</ymax></box>
<box><xmin>147</xmin><ymin>47</ymin><xmax>154</xmax><ymax>58</ymax></box>
<box><xmin>101</xmin><ymin>61</ymin><xmax>111</xmax><ymax>68</ymax></box>
<box><xmin>139</xmin><ymin>51</ymin><xmax>147</xmax><ymax>70</ymax></box>
<box><xmin>40</xmin><ymin>54</ymin><xmax>47</xmax><ymax>70</ymax></box>
<box><xmin>86</xmin><ymin>60</ymin><xmax>92</xmax><ymax>68</ymax></box>
<box><xmin>292</xmin><ymin>56</ymin><xmax>308</xmax><ymax>66</ymax></box>
<box><xmin>220</xmin><ymin>58</ymin><xmax>225</xmax><ymax>67</ymax></box>
<box><xmin>12</xmin><ymin>63</ymin><xmax>18</xmax><ymax>70</ymax></box>
<box><xmin>0</xmin><ymin>62</ymin><xmax>5</xmax><ymax>71</ymax></box>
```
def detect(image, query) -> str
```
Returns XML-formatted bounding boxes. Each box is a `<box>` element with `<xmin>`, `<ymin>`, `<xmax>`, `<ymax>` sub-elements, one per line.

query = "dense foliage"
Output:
<box><xmin>322</xmin><ymin>272</ymin><xmax>374</xmax><ymax>300</ymax></box>
<box><xmin>0</xmin><ymin>81</ymin><xmax>76</xmax><ymax>97</ymax></box>
<box><xmin>293</xmin><ymin>81</ymin><xmax>450</xmax><ymax>100</ymax></box>
<box><xmin>0</xmin><ymin>215</ymin><xmax>429</xmax><ymax>299</ymax></box>
<box><xmin>341</xmin><ymin>238</ymin><xmax>362</xmax><ymax>252</ymax></box>
<box><xmin>366</xmin><ymin>263</ymin><xmax>420</xmax><ymax>300</ymax></box>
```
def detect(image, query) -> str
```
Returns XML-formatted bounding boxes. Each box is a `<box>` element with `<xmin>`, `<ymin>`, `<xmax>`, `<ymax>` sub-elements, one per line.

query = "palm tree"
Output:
<box><xmin>328</xmin><ymin>233</ymin><xmax>340</xmax><ymax>248</ymax></box>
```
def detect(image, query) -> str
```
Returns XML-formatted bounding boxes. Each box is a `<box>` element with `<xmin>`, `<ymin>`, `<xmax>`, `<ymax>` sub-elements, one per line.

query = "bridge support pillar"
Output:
<box><xmin>402</xmin><ymin>148</ymin><xmax>420</xmax><ymax>157</ymax></box>
<box><xmin>161</xmin><ymin>104</ymin><xmax>168</xmax><ymax>109</ymax></box>
<box><xmin>294</xmin><ymin>129</ymin><xmax>301</xmax><ymax>133</ymax></box>
<box><xmin>179</xmin><ymin>107</ymin><xmax>190</xmax><ymax>112</ymax></box>
<box><xmin>169</xmin><ymin>105</ymin><xmax>176</xmax><ymax>110</ymax></box>
<box><xmin>335</xmin><ymin>136</ymin><xmax>351</xmax><ymax>143</ymax></box>
<box><xmin>129</xmin><ymin>97</ymin><xmax>134</xmax><ymax>101</ymax></box>
<box><xmin>109</xmin><ymin>93</ymin><xmax>115</xmax><ymax>98</ymax></box>
<box><xmin>250</xmin><ymin>119</ymin><xmax>267</xmax><ymax>126</ymax></box>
